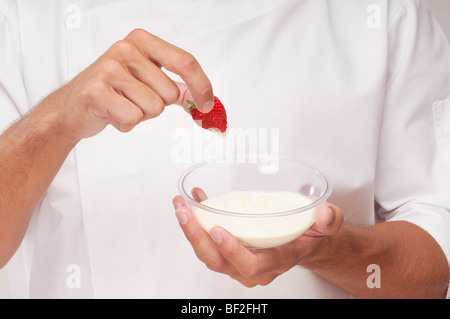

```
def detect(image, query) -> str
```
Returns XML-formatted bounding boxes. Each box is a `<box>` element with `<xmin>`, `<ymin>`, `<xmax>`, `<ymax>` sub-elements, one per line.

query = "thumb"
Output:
<box><xmin>307</xmin><ymin>204</ymin><xmax>343</xmax><ymax>236</ymax></box>
<box><xmin>174</xmin><ymin>82</ymin><xmax>213</xmax><ymax>113</ymax></box>
<box><xmin>174</xmin><ymin>82</ymin><xmax>194</xmax><ymax>112</ymax></box>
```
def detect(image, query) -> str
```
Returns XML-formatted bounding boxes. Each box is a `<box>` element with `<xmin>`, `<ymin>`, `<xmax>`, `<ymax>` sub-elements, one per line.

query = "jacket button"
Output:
<box><xmin>66</xmin><ymin>4</ymin><xmax>82</xmax><ymax>29</ymax></box>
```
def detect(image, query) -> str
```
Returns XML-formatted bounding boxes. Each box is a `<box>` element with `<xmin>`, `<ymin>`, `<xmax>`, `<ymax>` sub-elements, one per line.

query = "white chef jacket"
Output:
<box><xmin>1</xmin><ymin>0</ymin><xmax>449</xmax><ymax>299</ymax></box>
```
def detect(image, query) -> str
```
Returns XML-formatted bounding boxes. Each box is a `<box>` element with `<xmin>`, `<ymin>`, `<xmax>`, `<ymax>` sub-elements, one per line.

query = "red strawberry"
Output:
<box><xmin>187</xmin><ymin>97</ymin><xmax>227</xmax><ymax>133</ymax></box>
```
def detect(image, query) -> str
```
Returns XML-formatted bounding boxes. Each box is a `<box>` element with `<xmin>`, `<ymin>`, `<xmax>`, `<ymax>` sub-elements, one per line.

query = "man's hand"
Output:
<box><xmin>173</xmin><ymin>192</ymin><xmax>450</xmax><ymax>298</ymax></box>
<box><xmin>42</xmin><ymin>28</ymin><xmax>214</xmax><ymax>141</ymax></box>
<box><xmin>172</xmin><ymin>194</ymin><xmax>343</xmax><ymax>287</ymax></box>
<box><xmin>0</xmin><ymin>29</ymin><xmax>214</xmax><ymax>268</ymax></box>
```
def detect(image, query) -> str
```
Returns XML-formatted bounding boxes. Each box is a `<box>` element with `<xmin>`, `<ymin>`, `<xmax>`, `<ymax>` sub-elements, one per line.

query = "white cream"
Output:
<box><xmin>191</xmin><ymin>191</ymin><xmax>317</xmax><ymax>248</ymax></box>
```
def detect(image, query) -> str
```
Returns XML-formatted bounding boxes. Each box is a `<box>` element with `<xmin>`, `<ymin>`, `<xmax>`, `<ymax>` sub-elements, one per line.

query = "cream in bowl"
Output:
<box><xmin>178</xmin><ymin>155</ymin><xmax>332</xmax><ymax>249</ymax></box>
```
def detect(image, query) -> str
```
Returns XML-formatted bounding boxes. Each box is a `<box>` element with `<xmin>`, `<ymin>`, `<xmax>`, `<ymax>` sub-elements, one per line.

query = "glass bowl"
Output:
<box><xmin>177</xmin><ymin>155</ymin><xmax>332</xmax><ymax>249</ymax></box>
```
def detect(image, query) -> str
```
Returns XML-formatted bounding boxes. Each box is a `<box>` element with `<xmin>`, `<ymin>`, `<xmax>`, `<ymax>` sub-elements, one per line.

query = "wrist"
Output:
<box><xmin>32</xmin><ymin>94</ymin><xmax>81</xmax><ymax>148</ymax></box>
<box><xmin>298</xmin><ymin>224</ymin><xmax>390</xmax><ymax>276</ymax></box>
<box><xmin>298</xmin><ymin>234</ymin><xmax>336</xmax><ymax>270</ymax></box>
<box><xmin>298</xmin><ymin>221</ymin><xmax>354</xmax><ymax>271</ymax></box>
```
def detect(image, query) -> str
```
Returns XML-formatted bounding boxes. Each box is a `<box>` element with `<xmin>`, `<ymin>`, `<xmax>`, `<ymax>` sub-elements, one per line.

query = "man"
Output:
<box><xmin>0</xmin><ymin>0</ymin><xmax>449</xmax><ymax>298</ymax></box>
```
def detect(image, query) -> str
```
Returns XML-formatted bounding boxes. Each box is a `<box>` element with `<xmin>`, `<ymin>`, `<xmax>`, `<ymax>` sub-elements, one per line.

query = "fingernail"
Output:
<box><xmin>327</xmin><ymin>207</ymin><xmax>334</xmax><ymax>226</ymax></box>
<box><xmin>203</xmin><ymin>100</ymin><xmax>214</xmax><ymax>113</ymax></box>
<box><xmin>210</xmin><ymin>229</ymin><xmax>223</xmax><ymax>244</ymax></box>
<box><xmin>176</xmin><ymin>211</ymin><xmax>189</xmax><ymax>225</ymax></box>
<box><xmin>173</xmin><ymin>201</ymin><xmax>182</xmax><ymax>210</ymax></box>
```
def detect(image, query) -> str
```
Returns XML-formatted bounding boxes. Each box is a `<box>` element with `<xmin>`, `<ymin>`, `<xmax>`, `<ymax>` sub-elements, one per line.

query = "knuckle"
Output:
<box><xmin>127</xmin><ymin>28</ymin><xmax>149</xmax><ymax>40</ymax></box>
<box><xmin>120</xmin><ymin>109</ymin><xmax>143</xmax><ymax>130</ymax></box>
<box><xmin>118</xmin><ymin>124</ymin><xmax>134</xmax><ymax>133</ymax></box>
<box><xmin>81</xmin><ymin>80</ymin><xmax>106</xmax><ymax>103</ymax></box>
<box><xmin>164</xmin><ymin>86</ymin><xmax>181</xmax><ymax>106</ymax></box>
<box><xmin>242</xmin><ymin>266</ymin><xmax>260</xmax><ymax>279</ymax></box>
<box><xmin>147</xmin><ymin>97</ymin><xmax>165</xmax><ymax>118</ymax></box>
<box><xmin>154</xmin><ymin>98</ymin><xmax>165</xmax><ymax>115</ymax></box>
<box><xmin>241</xmin><ymin>281</ymin><xmax>257</xmax><ymax>288</ymax></box>
<box><xmin>99</xmin><ymin>57</ymin><xmax>123</xmax><ymax>76</ymax></box>
<box><xmin>230</xmin><ymin>275</ymin><xmax>257</xmax><ymax>288</ymax></box>
<box><xmin>257</xmin><ymin>277</ymin><xmax>275</xmax><ymax>287</ymax></box>
<box><xmin>129</xmin><ymin>108</ymin><xmax>145</xmax><ymax>125</ymax></box>
<box><xmin>179</xmin><ymin>51</ymin><xmax>197</xmax><ymax>69</ymax></box>
<box><xmin>109</xmin><ymin>39</ymin><xmax>137</xmax><ymax>58</ymax></box>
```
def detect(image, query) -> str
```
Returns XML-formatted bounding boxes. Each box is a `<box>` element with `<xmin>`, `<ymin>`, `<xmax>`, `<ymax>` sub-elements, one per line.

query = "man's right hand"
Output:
<box><xmin>0</xmin><ymin>29</ymin><xmax>214</xmax><ymax>267</ymax></box>
<box><xmin>41</xmin><ymin>28</ymin><xmax>214</xmax><ymax>141</ymax></box>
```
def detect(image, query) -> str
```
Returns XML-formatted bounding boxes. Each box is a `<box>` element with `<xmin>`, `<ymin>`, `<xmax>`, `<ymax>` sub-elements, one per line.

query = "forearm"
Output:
<box><xmin>0</xmin><ymin>95</ymin><xmax>78</xmax><ymax>268</ymax></box>
<box><xmin>300</xmin><ymin>221</ymin><xmax>450</xmax><ymax>299</ymax></box>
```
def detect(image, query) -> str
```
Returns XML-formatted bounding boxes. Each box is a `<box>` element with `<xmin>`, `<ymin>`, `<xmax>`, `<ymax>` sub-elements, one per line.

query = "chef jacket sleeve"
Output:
<box><xmin>376</xmin><ymin>0</ymin><xmax>450</xmax><ymax>297</ymax></box>
<box><xmin>0</xmin><ymin>2</ymin><xmax>29</xmax><ymax>134</ymax></box>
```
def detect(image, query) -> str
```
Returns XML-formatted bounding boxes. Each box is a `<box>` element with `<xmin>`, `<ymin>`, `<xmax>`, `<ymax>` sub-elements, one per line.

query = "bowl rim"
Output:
<box><xmin>177</xmin><ymin>155</ymin><xmax>333</xmax><ymax>218</ymax></box>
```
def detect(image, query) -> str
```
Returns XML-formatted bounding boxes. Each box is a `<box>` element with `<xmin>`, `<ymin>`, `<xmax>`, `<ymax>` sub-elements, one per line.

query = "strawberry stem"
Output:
<box><xmin>187</xmin><ymin>100</ymin><xmax>197</xmax><ymax>113</ymax></box>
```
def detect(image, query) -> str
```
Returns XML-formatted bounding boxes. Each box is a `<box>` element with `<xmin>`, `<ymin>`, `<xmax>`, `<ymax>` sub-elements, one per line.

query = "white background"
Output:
<box><xmin>1</xmin><ymin>0</ymin><xmax>450</xmax><ymax>299</ymax></box>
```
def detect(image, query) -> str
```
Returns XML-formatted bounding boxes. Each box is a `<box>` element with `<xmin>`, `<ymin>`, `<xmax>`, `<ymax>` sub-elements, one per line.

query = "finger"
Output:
<box><xmin>173</xmin><ymin>203</ymin><xmax>235</xmax><ymax>275</ymax></box>
<box><xmin>210</xmin><ymin>227</ymin><xmax>285</xmax><ymax>282</ymax></box>
<box><xmin>125</xmin><ymin>29</ymin><xmax>214</xmax><ymax>112</ymax></box>
<box><xmin>112</xmin><ymin>68</ymin><xmax>165</xmax><ymax>120</ymax></box>
<box><xmin>92</xmin><ymin>85</ymin><xmax>144</xmax><ymax>133</ymax></box>
<box><xmin>172</xmin><ymin>196</ymin><xmax>229</xmax><ymax>269</ymax></box>
<box><xmin>108</xmin><ymin>93</ymin><xmax>145</xmax><ymax>132</ymax></box>
<box><xmin>173</xmin><ymin>197</ymin><xmax>281</xmax><ymax>286</ymax></box>
<box><xmin>191</xmin><ymin>187</ymin><xmax>208</xmax><ymax>202</ymax></box>
<box><xmin>229</xmin><ymin>274</ymin><xmax>258</xmax><ymax>288</ymax></box>
<box><xmin>129</xmin><ymin>60</ymin><xmax>180</xmax><ymax>107</ymax></box>
<box><xmin>109</xmin><ymin>41</ymin><xmax>181</xmax><ymax>106</ymax></box>
<box><xmin>305</xmin><ymin>204</ymin><xmax>344</xmax><ymax>237</ymax></box>
<box><xmin>326</xmin><ymin>203</ymin><xmax>344</xmax><ymax>233</ymax></box>
<box><xmin>174</xmin><ymin>82</ymin><xmax>195</xmax><ymax>112</ymax></box>
<box><xmin>209</xmin><ymin>227</ymin><xmax>260</xmax><ymax>276</ymax></box>
<box><xmin>172</xmin><ymin>195</ymin><xmax>187</xmax><ymax>210</ymax></box>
